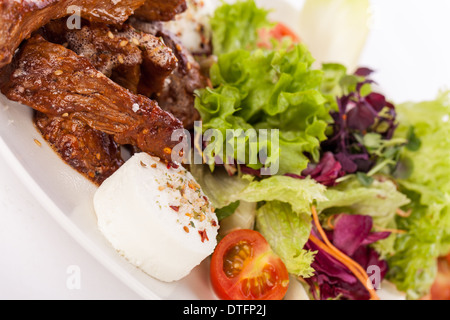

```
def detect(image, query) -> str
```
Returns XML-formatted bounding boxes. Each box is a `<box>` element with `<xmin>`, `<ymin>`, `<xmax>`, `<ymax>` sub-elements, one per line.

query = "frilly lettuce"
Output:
<box><xmin>387</xmin><ymin>187</ymin><xmax>445</xmax><ymax>300</ymax></box>
<box><xmin>210</xmin><ymin>0</ymin><xmax>271</xmax><ymax>55</ymax></box>
<box><xmin>190</xmin><ymin>164</ymin><xmax>327</xmax><ymax>212</ymax></box>
<box><xmin>386</xmin><ymin>91</ymin><xmax>450</xmax><ymax>299</ymax></box>
<box><xmin>318</xmin><ymin>177</ymin><xmax>410</xmax><ymax>230</ymax></box>
<box><xmin>395</xmin><ymin>91</ymin><xmax>450</xmax><ymax>196</ymax></box>
<box><xmin>236</xmin><ymin>175</ymin><xmax>327</xmax><ymax>214</ymax></box>
<box><xmin>195</xmin><ymin>45</ymin><xmax>331</xmax><ymax>175</ymax></box>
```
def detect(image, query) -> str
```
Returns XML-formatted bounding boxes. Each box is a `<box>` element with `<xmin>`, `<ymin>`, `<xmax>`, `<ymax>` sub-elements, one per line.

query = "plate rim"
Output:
<box><xmin>0</xmin><ymin>134</ymin><xmax>163</xmax><ymax>300</ymax></box>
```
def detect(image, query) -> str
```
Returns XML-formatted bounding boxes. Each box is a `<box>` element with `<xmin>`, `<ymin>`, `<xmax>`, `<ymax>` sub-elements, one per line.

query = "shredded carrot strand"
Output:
<box><xmin>373</xmin><ymin>225</ymin><xmax>407</xmax><ymax>235</ymax></box>
<box><xmin>308</xmin><ymin>234</ymin><xmax>377</xmax><ymax>298</ymax></box>
<box><xmin>310</xmin><ymin>205</ymin><xmax>380</xmax><ymax>300</ymax></box>
<box><xmin>311</xmin><ymin>207</ymin><xmax>370</xmax><ymax>281</ymax></box>
<box><xmin>326</xmin><ymin>214</ymin><xmax>337</xmax><ymax>230</ymax></box>
<box><xmin>396</xmin><ymin>208</ymin><xmax>412</xmax><ymax>218</ymax></box>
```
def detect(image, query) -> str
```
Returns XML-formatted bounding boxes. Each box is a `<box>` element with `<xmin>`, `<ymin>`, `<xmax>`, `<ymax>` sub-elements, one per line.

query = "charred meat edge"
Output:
<box><xmin>0</xmin><ymin>0</ymin><xmax>187</xmax><ymax>68</ymax></box>
<box><xmin>0</xmin><ymin>34</ymin><xmax>185</xmax><ymax>164</ymax></box>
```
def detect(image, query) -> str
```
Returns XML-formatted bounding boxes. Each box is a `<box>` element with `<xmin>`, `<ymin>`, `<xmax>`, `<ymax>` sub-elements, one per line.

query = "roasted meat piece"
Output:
<box><xmin>34</xmin><ymin>111</ymin><xmax>124</xmax><ymax>185</ymax></box>
<box><xmin>41</xmin><ymin>20</ymin><xmax>178</xmax><ymax>95</ymax></box>
<box><xmin>34</xmin><ymin>20</ymin><xmax>180</xmax><ymax>182</ymax></box>
<box><xmin>154</xmin><ymin>30</ymin><xmax>205</xmax><ymax>129</ymax></box>
<box><xmin>131</xmin><ymin>20</ymin><xmax>207</xmax><ymax>129</ymax></box>
<box><xmin>0</xmin><ymin>35</ymin><xmax>184</xmax><ymax>163</ymax></box>
<box><xmin>134</xmin><ymin>0</ymin><xmax>187</xmax><ymax>22</ymax></box>
<box><xmin>42</xmin><ymin>18</ymin><xmax>205</xmax><ymax>129</ymax></box>
<box><xmin>0</xmin><ymin>0</ymin><xmax>149</xmax><ymax>68</ymax></box>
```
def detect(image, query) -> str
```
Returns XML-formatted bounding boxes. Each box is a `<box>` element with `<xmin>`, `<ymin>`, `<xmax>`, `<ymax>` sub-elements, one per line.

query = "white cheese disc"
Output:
<box><xmin>93</xmin><ymin>153</ymin><xmax>219</xmax><ymax>282</ymax></box>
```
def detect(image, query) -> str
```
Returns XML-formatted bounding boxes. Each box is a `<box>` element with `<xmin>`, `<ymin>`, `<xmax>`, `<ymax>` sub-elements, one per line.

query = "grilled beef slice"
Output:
<box><xmin>40</xmin><ymin>20</ymin><xmax>178</xmax><ymax>95</ymax></box>
<box><xmin>131</xmin><ymin>20</ymin><xmax>207</xmax><ymax>129</ymax></box>
<box><xmin>0</xmin><ymin>0</ymin><xmax>150</xmax><ymax>68</ymax></box>
<box><xmin>0</xmin><ymin>0</ymin><xmax>187</xmax><ymax>69</ymax></box>
<box><xmin>34</xmin><ymin>20</ymin><xmax>180</xmax><ymax>183</ymax></box>
<box><xmin>134</xmin><ymin>0</ymin><xmax>187</xmax><ymax>22</ymax></box>
<box><xmin>44</xmin><ymin>18</ymin><xmax>205</xmax><ymax>129</ymax></box>
<box><xmin>34</xmin><ymin>111</ymin><xmax>125</xmax><ymax>185</ymax></box>
<box><xmin>0</xmin><ymin>35</ymin><xmax>184</xmax><ymax>164</ymax></box>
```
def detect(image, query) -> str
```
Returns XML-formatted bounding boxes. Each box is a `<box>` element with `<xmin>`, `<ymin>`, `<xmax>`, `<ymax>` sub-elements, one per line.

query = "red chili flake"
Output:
<box><xmin>170</xmin><ymin>206</ymin><xmax>180</xmax><ymax>212</ymax></box>
<box><xmin>167</xmin><ymin>162</ymin><xmax>180</xmax><ymax>170</ymax></box>
<box><xmin>198</xmin><ymin>230</ymin><xmax>209</xmax><ymax>243</ymax></box>
<box><xmin>211</xmin><ymin>220</ymin><xmax>217</xmax><ymax>227</ymax></box>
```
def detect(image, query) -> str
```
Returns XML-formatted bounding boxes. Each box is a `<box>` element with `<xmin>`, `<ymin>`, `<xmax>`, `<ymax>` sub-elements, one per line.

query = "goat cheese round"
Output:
<box><xmin>93</xmin><ymin>153</ymin><xmax>219</xmax><ymax>282</ymax></box>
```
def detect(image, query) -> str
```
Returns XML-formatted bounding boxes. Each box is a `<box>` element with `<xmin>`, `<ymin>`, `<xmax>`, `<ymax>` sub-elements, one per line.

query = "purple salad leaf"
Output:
<box><xmin>304</xmin><ymin>214</ymin><xmax>390</xmax><ymax>300</ymax></box>
<box><xmin>320</xmin><ymin>70</ymin><xmax>401</xmax><ymax>177</ymax></box>
<box><xmin>354</xmin><ymin>67</ymin><xmax>374</xmax><ymax>77</ymax></box>
<box><xmin>285</xmin><ymin>152</ymin><xmax>345</xmax><ymax>187</ymax></box>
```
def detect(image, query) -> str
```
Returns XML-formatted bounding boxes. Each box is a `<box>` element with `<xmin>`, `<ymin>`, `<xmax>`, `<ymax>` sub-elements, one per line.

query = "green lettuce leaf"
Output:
<box><xmin>237</xmin><ymin>175</ymin><xmax>327</xmax><ymax>214</ymax></box>
<box><xmin>317</xmin><ymin>176</ymin><xmax>410</xmax><ymax>257</ymax></box>
<box><xmin>320</xmin><ymin>63</ymin><xmax>348</xmax><ymax>111</ymax></box>
<box><xmin>239</xmin><ymin>176</ymin><xmax>326</xmax><ymax>278</ymax></box>
<box><xmin>190</xmin><ymin>163</ymin><xmax>327</xmax><ymax>277</ymax></box>
<box><xmin>256</xmin><ymin>201</ymin><xmax>316</xmax><ymax>278</ymax></box>
<box><xmin>190</xmin><ymin>164</ymin><xmax>327</xmax><ymax>212</ymax></box>
<box><xmin>386</xmin><ymin>91</ymin><xmax>450</xmax><ymax>299</ymax></box>
<box><xmin>387</xmin><ymin>184</ymin><xmax>445</xmax><ymax>300</ymax></box>
<box><xmin>320</xmin><ymin>63</ymin><xmax>366</xmax><ymax>111</ymax></box>
<box><xmin>215</xmin><ymin>201</ymin><xmax>241</xmax><ymax>221</ymax></box>
<box><xmin>318</xmin><ymin>177</ymin><xmax>410</xmax><ymax>229</ymax></box>
<box><xmin>244</xmin><ymin>177</ymin><xmax>326</xmax><ymax>278</ymax></box>
<box><xmin>195</xmin><ymin>45</ymin><xmax>331</xmax><ymax>175</ymax></box>
<box><xmin>189</xmin><ymin>165</ymin><xmax>252</xmax><ymax>209</ymax></box>
<box><xmin>210</xmin><ymin>0</ymin><xmax>271</xmax><ymax>55</ymax></box>
<box><xmin>395</xmin><ymin>92</ymin><xmax>450</xmax><ymax>196</ymax></box>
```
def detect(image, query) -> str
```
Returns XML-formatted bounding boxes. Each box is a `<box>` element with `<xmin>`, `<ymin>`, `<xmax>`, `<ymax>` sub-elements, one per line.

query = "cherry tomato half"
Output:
<box><xmin>210</xmin><ymin>229</ymin><xmax>289</xmax><ymax>300</ymax></box>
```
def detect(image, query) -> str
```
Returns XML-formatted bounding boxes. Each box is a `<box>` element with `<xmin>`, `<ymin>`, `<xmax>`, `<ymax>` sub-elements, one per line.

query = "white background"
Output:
<box><xmin>1</xmin><ymin>0</ymin><xmax>450</xmax><ymax>300</ymax></box>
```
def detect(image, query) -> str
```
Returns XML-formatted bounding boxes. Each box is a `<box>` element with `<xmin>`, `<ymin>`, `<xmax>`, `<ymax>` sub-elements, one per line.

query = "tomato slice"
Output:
<box><xmin>270</xmin><ymin>23</ymin><xmax>301</xmax><ymax>43</ymax></box>
<box><xmin>210</xmin><ymin>229</ymin><xmax>289</xmax><ymax>300</ymax></box>
<box><xmin>430</xmin><ymin>254</ymin><xmax>450</xmax><ymax>300</ymax></box>
<box><xmin>258</xmin><ymin>22</ymin><xmax>301</xmax><ymax>49</ymax></box>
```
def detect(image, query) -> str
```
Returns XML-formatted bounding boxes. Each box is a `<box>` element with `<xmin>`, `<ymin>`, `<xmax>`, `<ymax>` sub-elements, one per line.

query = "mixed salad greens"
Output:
<box><xmin>192</xmin><ymin>0</ymin><xmax>450</xmax><ymax>300</ymax></box>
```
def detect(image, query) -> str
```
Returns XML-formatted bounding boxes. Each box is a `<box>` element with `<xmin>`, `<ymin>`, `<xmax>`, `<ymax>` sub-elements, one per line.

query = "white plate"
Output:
<box><xmin>1</xmin><ymin>0</ymin><xmax>450</xmax><ymax>300</ymax></box>
<box><xmin>0</xmin><ymin>0</ymin><xmax>305</xmax><ymax>300</ymax></box>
